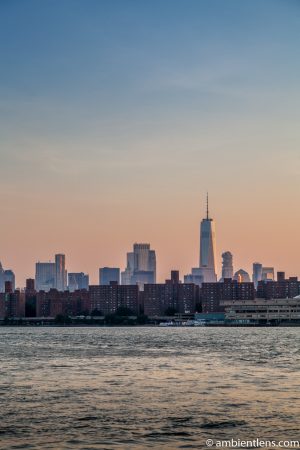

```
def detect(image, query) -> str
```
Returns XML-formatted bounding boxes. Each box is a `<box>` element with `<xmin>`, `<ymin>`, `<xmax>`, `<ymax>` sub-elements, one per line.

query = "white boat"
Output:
<box><xmin>158</xmin><ymin>321</ymin><xmax>176</xmax><ymax>327</ymax></box>
<box><xmin>194</xmin><ymin>319</ymin><xmax>207</xmax><ymax>327</ymax></box>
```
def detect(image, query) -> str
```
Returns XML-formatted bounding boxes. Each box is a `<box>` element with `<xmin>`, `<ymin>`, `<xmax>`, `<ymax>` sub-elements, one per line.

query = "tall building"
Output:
<box><xmin>68</xmin><ymin>273</ymin><xmax>89</xmax><ymax>292</ymax></box>
<box><xmin>184</xmin><ymin>268</ymin><xmax>204</xmax><ymax>286</ymax></box>
<box><xmin>35</xmin><ymin>262</ymin><xmax>56</xmax><ymax>292</ymax></box>
<box><xmin>36</xmin><ymin>289</ymin><xmax>90</xmax><ymax>317</ymax></box>
<box><xmin>221</xmin><ymin>252</ymin><xmax>233</xmax><ymax>280</ymax></box>
<box><xmin>169</xmin><ymin>270</ymin><xmax>180</xmax><ymax>284</ymax></box>
<box><xmin>4</xmin><ymin>270</ymin><xmax>15</xmax><ymax>292</ymax></box>
<box><xmin>0</xmin><ymin>264</ymin><xmax>15</xmax><ymax>293</ymax></box>
<box><xmin>143</xmin><ymin>271</ymin><xmax>199</xmax><ymax>316</ymax></box>
<box><xmin>277</xmin><ymin>272</ymin><xmax>285</xmax><ymax>282</ymax></box>
<box><xmin>202</xmin><ymin>279</ymin><xmax>255</xmax><ymax>313</ymax></box>
<box><xmin>25</xmin><ymin>279</ymin><xmax>37</xmax><ymax>317</ymax></box>
<box><xmin>257</xmin><ymin>277</ymin><xmax>300</xmax><ymax>300</ymax></box>
<box><xmin>0</xmin><ymin>262</ymin><xmax>4</xmax><ymax>293</ymax></box>
<box><xmin>184</xmin><ymin>196</ymin><xmax>217</xmax><ymax>285</ymax></box>
<box><xmin>35</xmin><ymin>254</ymin><xmax>67</xmax><ymax>292</ymax></box>
<box><xmin>121</xmin><ymin>252</ymin><xmax>135</xmax><ymax>285</ymax></box>
<box><xmin>252</xmin><ymin>262</ymin><xmax>263</xmax><ymax>289</ymax></box>
<box><xmin>55</xmin><ymin>254</ymin><xmax>67</xmax><ymax>291</ymax></box>
<box><xmin>0</xmin><ymin>288</ymin><xmax>25</xmax><ymax>318</ymax></box>
<box><xmin>26</xmin><ymin>278</ymin><xmax>35</xmax><ymax>292</ymax></box>
<box><xmin>133</xmin><ymin>243</ymin><xmax>156</xmax><ymax>276</ymax></box>
<box><xmin>233</xmin><ymin>269</ymin><xmax>251</xmax><ymax>283</ymax></box>
<box><xmin>89</xmin><ymin>284</ymin><xmax>139</xmax><ymax>315</ymax></box>
<box><xmin>121</xmin><ymin>243</ymin><xmax>156</xmax><ymax>289</ymax></box>
<box><xmin>99</xmin><ymin>267</ymin><xmax>120</xmax><ymax>285</ymax></box>
<box><xmin>262</xmin><ymin>267</ymin><xmax>275</xmax><ymax>281</ymax></box>
<box><xmin>199</xmin><ymin>194</ymin><xmax>217</xmax><ymax>282</ymax></box>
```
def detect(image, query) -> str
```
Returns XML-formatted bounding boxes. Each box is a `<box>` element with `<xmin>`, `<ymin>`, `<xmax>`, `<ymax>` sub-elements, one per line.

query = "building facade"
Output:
<box><xmin>143</xmin><ymin>272</ymin><xmax>199</xmax><ymax>316</ymax></box>
<box><xmin>221</xmin><ymin>251</ymin><xmax>233</xmax><ymax>280</ymax></box>
<box><xmin>0</xmin><ymin>263</ymin><xmax>16</xmax><ymax>293</ymax></box>
<box><xmin>233</xmin><ymin>269</ymin><xmax>251</xmax><ymax>283</ymax></box>
<box><xmin>99</xmin><ymin>267</ymin><xmax>120</xmax><ymax>286</ymax></box>
<box><xmin>201</xmin><ymin>279</ymin><xmax>255</xmax><ymax>313</ymax></box>
<box><xmin>35</xmin><ymin>254</ymin><xmax>67</xmax><ymax>292</ymax></box>
<box><xmin>0</xmin><ymin>286</ymin><xmax>25</xmax><ymax>318</ymax></box>
<box><xmin>36</xmin><ymin>289</ymin><xmax>90</xmax><ymax>317</ymax></box>
<box><xmin>3</xmin><ymin>270</ymin><xmax>15</xmax><ymax>292</ymax></box>
<box><xmin>262</xmin><ymin>267</ymin><xmax>275</xmax><ymax>281</ymax></box>
<box><xmin>89</xmin><ymin>284</ymin><xmax>139</xmax><ymax>315</ymax></box>
<box><xmin>221</xmin><ymin>298</ymin><xmax>300</xmax><ymax>324</ymax></box>
<box><xmin>68</xmin><ymin>272</ymin><xmax>89</xmax><ymax>292</ymax></box>
<box><xmin>252</xmin><ymin>262</ymin><xmax>263</xmax><ymax>289</ymax></box>
<box><xmin>35</xmin><ymin>262</ymin><xmax>56</xmax><ymax>292</ymax></box>
<box><xmin>55</xmin><ymin>254</ymin><xmax>67</xmax><ymax>291</ymax></box>
<box><xmin>121</xmin><ymin>243</ymin><xmax>156</xmax><ymax>289</ymax></box>
<box><xmin>184</xmin><ymin>268</ymin><xmax>204</xmax><ymax>287</ymax></box>
<box><xmin>199</xmin><ymin>204</ymin><xmax>217</xmax><ymax>282</ymax></box>
<box><xmin>185</xmin><ymin>195</ymin><xmax>217</xmax><ymax>284</ymax></box>
<box><xmin>257</xmin><ymin>277</ymin><xmax>300</xmax><ymax>300</ymax></box>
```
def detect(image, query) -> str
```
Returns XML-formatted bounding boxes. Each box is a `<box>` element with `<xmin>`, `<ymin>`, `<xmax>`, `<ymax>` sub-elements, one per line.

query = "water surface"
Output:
<box><xmin>0</xmin><ymin>327</ymin><xmax>299</xmax><ymax>449</ymax></box>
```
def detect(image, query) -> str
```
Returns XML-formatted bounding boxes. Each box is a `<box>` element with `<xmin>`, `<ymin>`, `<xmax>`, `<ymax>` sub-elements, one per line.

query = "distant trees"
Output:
<box><xmin>115</xmin><ymin>307</ymin><xmax>134</xmax><ymax>316</ymax></box>
<box><xmin>91</xmin><ymin>309</ymin><xmax>102</xmax><ymax>316</ymax></box>
<box><xmin>54</xmin><ymin>314</ymin><xmax>72</xmax><ymax>325</ymax></box>
<box><xmin>104</xmin><ymin>307</ymin><xmax>148</xmax><ymax>325</ymax></box>
<box><xmin>164</xmin><ymin>307</ymin><xmax>178</xmax><ymax>316</ymax></box>
<box><xmin>136</xmin><ymin>314</ymin><xmax>148</xmax><ymax>325</ymax></box>
<box><xmin>105</xmin><ymin>313</ymin><xmax>124</xmax><ymax>325</ymax></box>
<box><xmin>0</xmin><ymin>312</ymin><xmax>149</xmax><ymax>327</ymax></box>
<box><xmin>195</xmin><ymin>302</ymin><xmax>202</xmax><ymax>313</ymax></box>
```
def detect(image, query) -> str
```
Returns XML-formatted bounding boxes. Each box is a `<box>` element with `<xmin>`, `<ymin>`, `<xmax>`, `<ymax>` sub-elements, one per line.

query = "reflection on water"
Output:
<box><xmin>0</xmin><ymin>327</ymin><xmax>299</xmax><ymax>449</ymax></box>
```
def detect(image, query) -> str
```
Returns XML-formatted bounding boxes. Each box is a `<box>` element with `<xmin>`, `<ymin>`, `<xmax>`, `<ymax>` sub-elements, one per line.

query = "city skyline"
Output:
<box><xmin>0</xmin><ymin>197</ymin><xmax>298</xmax><ymax>288</ymax></box>
<box><xmin>1</xmin><ymin>3</ymin><xmax>299</xmax><ymax>450</ymax></box>
<box><xmin>0</xmin><ymin>1</ymin><xmax>299</xmax><ymax>286</ymax></box>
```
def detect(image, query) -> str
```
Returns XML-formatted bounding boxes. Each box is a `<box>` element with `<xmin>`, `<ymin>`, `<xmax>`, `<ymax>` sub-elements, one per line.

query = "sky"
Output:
<box><xmin>0</xmin><ymin>0</ymin><xmax>300</xmax><ymax>286</ymax></box>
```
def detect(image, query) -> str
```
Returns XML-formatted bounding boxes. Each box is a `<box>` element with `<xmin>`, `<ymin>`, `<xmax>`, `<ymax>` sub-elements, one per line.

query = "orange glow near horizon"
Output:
<box><xmin>1</xmin><ymin>186</ymin><xmax>300</xmax><ymax>287</ymax></box>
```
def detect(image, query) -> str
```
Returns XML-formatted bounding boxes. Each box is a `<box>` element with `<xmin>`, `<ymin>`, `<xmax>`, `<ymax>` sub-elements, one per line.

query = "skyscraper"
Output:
<box><xmin>121</xmin><ymin>252</ymin><xmax>135</xmax><ymax>285</ymax></box>
<box><xmin>35</xmin><ymin>262</ymin><xmax>56</xmax><ymax>292</ymax></box>
<box><xmin>184</xmin><ymin>268</ymin><xmax>204</xmax><ymax>287</ymax></box>
<box><xmin>68</xmin><ymin>272</ymin><xmax>89</xmax><ymax>292</ymax></box>
<box><xmin>0</xmin><ymin>262</ymin><xmax>5</xmax><ymax>293</ymax></box>
<box><xmin>121</xmin><ymin>243</ymin><xmax>156</xmax><ymax>289</ymax></box>
<box><xmin>252</xmin><ymin>262</ymin><xmax>263</xmax><ymax>289</ymax></box>
<box><xmin>262</xmin><ymin>267</ymin><xmax>275</xmax><ymax>281</ymax></box>
<box><xmin>277</xmin><ymin>272</ymin><xmax>285</xmax><ymax>282</ymax></box>
<box><xmin>221</xmin><ymin>251</ymin><xmax>233</xmax><ymax>280</ymax></box>
<box><xmin>0</xmin><ymin>264</ymin><xmax>16</xmax><ymax>293</ymax></box>
<box><xmin>233</xmin><ymin>269</ymin><xmax>251</xmax><ymax>283</ymax></box>
<box><xmin>55</xmin><ymin>254</ymin><xmax>67</xmax><ymax>291</ymax></box>
<box><xmin>99</xmin><ymin>267</ymin><xmax>120</xmax><ymax>285</ymax></box>
<box><xmin>4</xmin><ymin>270</ymin><xmax>15</xmax><ymax>292</ymax></box>
<box><xmin>199</xmin><ymin>194</ymin><xmax>217</xmax><ymax>282</ymax></box>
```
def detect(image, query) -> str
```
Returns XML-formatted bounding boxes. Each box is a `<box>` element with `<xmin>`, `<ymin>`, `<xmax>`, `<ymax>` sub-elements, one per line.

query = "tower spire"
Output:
<box><xmin>206</xmin><ymin>192</ymin><xmax>209</xmax><ymax>219</ymax></box>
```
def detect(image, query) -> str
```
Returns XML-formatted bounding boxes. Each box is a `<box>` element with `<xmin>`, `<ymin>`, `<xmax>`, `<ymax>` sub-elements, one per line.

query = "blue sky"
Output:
<box><xmin>1</xmin><ymin>0</ymin><xmax>299</xmax><ymax>128</ymax></box>
<box><xmin>0</xmin><ymin>0</ymin><xmax>300</xmax><ymax>284</ymax></box>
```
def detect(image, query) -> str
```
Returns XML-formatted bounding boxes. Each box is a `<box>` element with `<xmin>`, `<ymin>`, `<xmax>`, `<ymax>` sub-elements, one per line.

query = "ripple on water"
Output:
<box><xmin>0</xmin><ymin>327</ymin><xmax>299</xmax><ymax>449</ymax></box>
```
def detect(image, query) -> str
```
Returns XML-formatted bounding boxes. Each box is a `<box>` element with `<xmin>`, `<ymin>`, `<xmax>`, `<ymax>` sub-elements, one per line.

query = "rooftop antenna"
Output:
<box><xmin>206</xmin><ymin>192</ymin><xmax>209</xmax><ymax>219</ymax></box>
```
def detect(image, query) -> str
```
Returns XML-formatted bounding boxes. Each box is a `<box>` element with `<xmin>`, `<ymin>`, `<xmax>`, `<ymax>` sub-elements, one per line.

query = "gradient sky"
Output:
<box><xmin>1</xmin><ymin>0</ymin><xmax>300</xmax><ymax>286</ymax></box>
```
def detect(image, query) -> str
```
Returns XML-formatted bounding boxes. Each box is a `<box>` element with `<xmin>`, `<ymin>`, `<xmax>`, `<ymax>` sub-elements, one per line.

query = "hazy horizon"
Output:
<box><xmin>1</xmin><ymin>0</ymin><xmax>300</xmax><ymax>286</ymax></box>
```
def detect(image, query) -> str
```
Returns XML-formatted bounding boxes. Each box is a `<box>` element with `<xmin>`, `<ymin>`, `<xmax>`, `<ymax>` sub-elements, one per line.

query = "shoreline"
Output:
<box><xmin>1</xmin><ymin>323</ymin><xmax>300</xmax><ymax>328</ymax></box>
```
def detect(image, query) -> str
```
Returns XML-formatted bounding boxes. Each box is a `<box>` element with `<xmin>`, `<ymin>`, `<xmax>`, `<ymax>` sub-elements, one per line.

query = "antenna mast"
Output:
<box><xmin>206</xmin><ymin>192</ymin><xmax>209</xmax><ymax>219</ymax></box>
